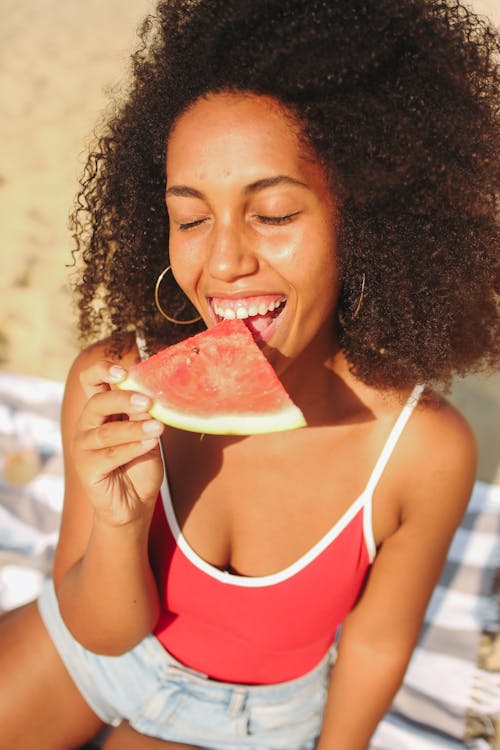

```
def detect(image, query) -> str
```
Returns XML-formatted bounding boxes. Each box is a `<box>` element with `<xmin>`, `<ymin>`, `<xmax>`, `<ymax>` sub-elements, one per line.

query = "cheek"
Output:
<box><xmin>302</xmin><ymin>238</ymin><xmax>340</xmax><ymax>317</ymax></box>
<box><xmin>259</xmin><ymin>222</ymin><xmax>314</xmax><ymax>265</ymax></box>
<box><xmin>292</xmin><ymin>226</ymin><xmax>339</xmax><ymax>291</ymax></box>
<box><xmin>168</xmin><ymin>238</ymin><xmax>203</xmax><ymax>297</ymax></box>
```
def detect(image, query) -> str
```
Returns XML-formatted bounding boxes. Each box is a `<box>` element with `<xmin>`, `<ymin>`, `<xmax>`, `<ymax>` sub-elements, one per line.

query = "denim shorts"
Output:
<box><xmin>38</xmin><ymin>579</ymin><xmax>334</xmax><ymax>749</ymax></box>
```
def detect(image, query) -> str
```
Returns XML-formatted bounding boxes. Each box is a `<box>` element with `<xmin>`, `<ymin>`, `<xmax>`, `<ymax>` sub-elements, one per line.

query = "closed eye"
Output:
<box><xmin>256</xmin><ymin>212</ymin><xmax>300</xmax><ymax>225</ymax></box>
<box><xmin>177</xmin><ymin>218</ymin><xmax>207</xmax><ymax>231</ymax></box>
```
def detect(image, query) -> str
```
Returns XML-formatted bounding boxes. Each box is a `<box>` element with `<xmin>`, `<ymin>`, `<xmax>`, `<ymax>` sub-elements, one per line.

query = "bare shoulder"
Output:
<box><xmin>67</xmin><ymin>333</ymin><xmax>139</xmax><ymax>380</ymax></box>
<box><xmin>411</xmin><ymin>389</ymin><xmax>476</xmax><ymax>458</ymax></box>
<box><xmin>396</xmin><ymin>388</ymin><xmax>477</xmax><ymax>528</ymax></box>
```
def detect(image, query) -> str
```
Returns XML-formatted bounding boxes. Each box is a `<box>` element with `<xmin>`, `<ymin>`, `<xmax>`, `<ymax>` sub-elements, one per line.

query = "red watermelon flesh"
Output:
<box><xmin>119</xmin><ymin>319</ymin><xmax>306</xmax><ymax>435</ymax></box>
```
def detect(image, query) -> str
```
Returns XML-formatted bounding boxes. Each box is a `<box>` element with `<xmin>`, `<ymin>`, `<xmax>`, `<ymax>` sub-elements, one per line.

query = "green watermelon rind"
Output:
<box><xmin>118</xmin><ymin>374</ymin><xmax>306</xmax><ymax>435</ymax></box>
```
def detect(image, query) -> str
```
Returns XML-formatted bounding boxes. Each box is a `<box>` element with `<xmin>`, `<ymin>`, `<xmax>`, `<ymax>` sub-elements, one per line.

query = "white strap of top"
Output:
<box><xmin>364</xmin><ymin>383</ymin><xmax>425</xmax><ymax>496</ymax></box>
<box><xmin>135</xmin><ymin>331</ymin><xmax>149</xmax><ymax>361</ymax></box>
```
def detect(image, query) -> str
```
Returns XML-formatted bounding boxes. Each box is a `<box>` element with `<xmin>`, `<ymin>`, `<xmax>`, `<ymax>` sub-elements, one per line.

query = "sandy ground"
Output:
<box><xmin>1</xmin><ymin>0</ymin><xmax>155</xmax><ymax>378</ymax></box>
<box><xmin>0</xmin><ymin>1</ymin><xmax>499</xmax><ymax>745</ymax></box>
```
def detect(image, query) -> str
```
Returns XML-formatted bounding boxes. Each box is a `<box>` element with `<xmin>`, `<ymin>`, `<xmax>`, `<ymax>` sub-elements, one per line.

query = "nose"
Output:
<box><xmin>206</xmin><ymin>219</ymin><xmax>258</xmax><ymax>281</ymax></box>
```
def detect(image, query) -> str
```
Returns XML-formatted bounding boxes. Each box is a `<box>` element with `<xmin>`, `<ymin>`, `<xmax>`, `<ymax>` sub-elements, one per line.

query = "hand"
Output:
<box><xmin>73</xmin><ymin>360</ymin><xmax>165</xmax><ymax>526</ymax></box>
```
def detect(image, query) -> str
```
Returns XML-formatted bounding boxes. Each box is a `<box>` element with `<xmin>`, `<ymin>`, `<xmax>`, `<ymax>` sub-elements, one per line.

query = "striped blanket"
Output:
<box><xmin>0</xmin><ymin>372</ymin><xmax>498</xmax><ymax>749</ymax></box>
<box><xmin>371</xmin><ymin>479</ymin><xmax>500</xmax><ymax>750</ymax></box>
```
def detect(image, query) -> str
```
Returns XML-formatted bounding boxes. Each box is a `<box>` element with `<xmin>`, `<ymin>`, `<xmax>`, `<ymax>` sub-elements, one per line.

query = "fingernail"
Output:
<box><xmin>142</xmin><ymin>420</ymin><xmax>163</xmax><ymax>434</ymax></box>
<box><xmin>109</xmin><ymin>365</ymin><xmax>126</xmax><ymax>381</ymax></box>
<box><xmin>131</xmin><ymin>393</ymin><xmax>150</xmax><ymax>410</ymax></box>
<box><xmin>141</xmin><ymin>438</ymin><xmax>158</xmax><ymax>450</ymax></box>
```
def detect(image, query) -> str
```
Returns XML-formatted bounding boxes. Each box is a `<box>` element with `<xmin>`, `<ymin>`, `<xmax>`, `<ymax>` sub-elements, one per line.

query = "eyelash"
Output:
<box><xmin>256</xmin><ymin>212</ymin><xmax>300</xmax><ymax>225</ymax></box>
<box><xmin>178</xmin><ymin>219</ymin><xmax>206</xmax><ymax>231</ymax></box>
<box><xmin>177</xmin><ymin>212</ymin><xmax>300</xmax><ymax>231</ymax></box>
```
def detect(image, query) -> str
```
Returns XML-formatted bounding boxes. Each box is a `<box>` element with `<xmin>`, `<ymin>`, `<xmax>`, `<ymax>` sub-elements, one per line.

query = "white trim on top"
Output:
<box><xmin>158</xmin><ymin>450</ymin><xmax>369</xmax><ymax>588</ymax></box>
<box><xmin>156</xmin><ymin>383</ymin><xmax>424</xmax><ymax>587</ymax></box>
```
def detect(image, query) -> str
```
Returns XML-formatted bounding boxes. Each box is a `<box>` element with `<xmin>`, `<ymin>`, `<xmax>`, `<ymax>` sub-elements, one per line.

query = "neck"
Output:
<box><xmin>277</xmin><ymin>335</ymin><xmax>356</xmax><ymax>426</ymax></box>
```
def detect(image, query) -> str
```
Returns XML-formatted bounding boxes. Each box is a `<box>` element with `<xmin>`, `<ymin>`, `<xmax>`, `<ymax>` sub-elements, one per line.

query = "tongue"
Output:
<box><xmin>243</xmin><ymin>313</ymin><xmax>274</xmax><ymax>336</ymax></box>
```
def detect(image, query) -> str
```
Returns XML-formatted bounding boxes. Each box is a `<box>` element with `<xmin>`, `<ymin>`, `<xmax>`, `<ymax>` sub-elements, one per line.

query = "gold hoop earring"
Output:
<box><xmin>338</xmin><ymin>272</ymin><xmax>366</xmax><ymax>327</ymax></box>
<box><xmin>351</xmin><ymin>272</ymin><xmax>366</xmax><ymax>320</ymax></box>
<box><xmin>154</xmin><ymin>266</ymin><xmax>202</xmax><ymax>325</ymax></box>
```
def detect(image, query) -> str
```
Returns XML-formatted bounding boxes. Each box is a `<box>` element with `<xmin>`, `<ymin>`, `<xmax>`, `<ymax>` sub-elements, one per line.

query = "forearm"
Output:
<box><xmin>55</xmin><ymin>513</ymin><xmax>160</xmax><ymax>655</ymax></box>
<box><xmin>316</xmin><ymin>639</ymin><xmax>411</xmax><ymax>750</ymax></box>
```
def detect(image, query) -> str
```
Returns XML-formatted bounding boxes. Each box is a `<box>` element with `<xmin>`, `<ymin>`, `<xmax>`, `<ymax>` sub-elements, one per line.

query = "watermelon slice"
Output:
<box><xmin>118</xmin><ymin>319</ymin><xmax>306</xmax><ymax>435</ymax></box>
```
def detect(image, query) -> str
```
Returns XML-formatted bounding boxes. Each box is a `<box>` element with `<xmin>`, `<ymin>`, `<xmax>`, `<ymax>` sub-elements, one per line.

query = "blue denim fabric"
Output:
<box><xmin>38</xmin><ymin>579</ymin><xmax>334</xmax><ymax>749</ymax></box>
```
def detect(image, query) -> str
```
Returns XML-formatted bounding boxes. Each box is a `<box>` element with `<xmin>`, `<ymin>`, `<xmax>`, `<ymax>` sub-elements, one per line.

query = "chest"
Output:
<box><xmin>161</xmin><ymin>421</ymin><xmax>402</xmax><ymax>577</ymax></box>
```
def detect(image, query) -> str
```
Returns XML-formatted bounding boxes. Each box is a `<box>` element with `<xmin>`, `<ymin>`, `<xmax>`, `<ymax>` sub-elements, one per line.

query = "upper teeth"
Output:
<box><xmin>213</xmin><ymin>299</ymin><xmax>284</xmax><ymax>320</ymax></box>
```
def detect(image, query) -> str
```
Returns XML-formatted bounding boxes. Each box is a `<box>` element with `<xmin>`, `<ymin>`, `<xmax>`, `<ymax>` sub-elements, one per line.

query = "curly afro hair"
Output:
<box><xmin>71</xmin><ymin>0</ymin><xmax>499</xmax><ymax>389</ymax></box>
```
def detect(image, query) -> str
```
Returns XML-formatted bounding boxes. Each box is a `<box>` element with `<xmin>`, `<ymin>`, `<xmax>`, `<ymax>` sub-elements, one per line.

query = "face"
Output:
<box><xmin>165</xmin><ymin>92</ymin><xmax>340</xmax><ymax>373</ymax></box>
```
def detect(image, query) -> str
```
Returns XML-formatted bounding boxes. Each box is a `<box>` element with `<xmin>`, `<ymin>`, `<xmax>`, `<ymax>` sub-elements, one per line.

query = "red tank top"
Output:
<box><xmin>148</xmin><ymin>385</ymin><xmax>423</xmax><ymax>684</ymax></box>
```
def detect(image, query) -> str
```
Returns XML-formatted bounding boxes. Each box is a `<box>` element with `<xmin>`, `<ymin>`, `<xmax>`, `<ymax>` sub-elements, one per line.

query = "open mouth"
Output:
<box><xmin>209</xmin><ymin>295</ymin><xmax>286</xmax><ymax>342</ymax></box>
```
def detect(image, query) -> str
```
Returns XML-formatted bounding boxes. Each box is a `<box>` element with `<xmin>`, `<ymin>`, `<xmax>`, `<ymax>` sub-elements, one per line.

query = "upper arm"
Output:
<box><xmin>318</xmin><ymin>402</ymin><xmax>477</xmax><ymax>747</ymax></box>
<box><xmin>340</xmin><ymin>400</ymin><xmax>477</xmax><ymax>656</ymax></box>
<box><xmin>53</xmin><ymin>337</ymin><xmax>138</xmax><ymax>587</ymax></box>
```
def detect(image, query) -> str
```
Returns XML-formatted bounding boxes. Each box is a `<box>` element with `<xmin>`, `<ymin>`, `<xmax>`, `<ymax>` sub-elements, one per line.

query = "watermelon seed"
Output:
<box><xmin>192</xmin><ymin>347</ymin><xmax>200</xmax><ymax>354</ymax></box>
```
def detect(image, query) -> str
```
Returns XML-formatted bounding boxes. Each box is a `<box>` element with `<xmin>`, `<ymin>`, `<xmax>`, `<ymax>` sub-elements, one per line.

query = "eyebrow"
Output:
<box><xmin>165</xmin><ymin>175</ymin><xmax>308</xmax><ymax>200</ymax></box>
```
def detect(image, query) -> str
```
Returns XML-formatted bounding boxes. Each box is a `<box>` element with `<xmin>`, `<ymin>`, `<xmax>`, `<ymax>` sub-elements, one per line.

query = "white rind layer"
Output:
<box><xmin>149</xmin><ymin>400</ymin><xmax>306</xmax><ymax>435</ymax></box>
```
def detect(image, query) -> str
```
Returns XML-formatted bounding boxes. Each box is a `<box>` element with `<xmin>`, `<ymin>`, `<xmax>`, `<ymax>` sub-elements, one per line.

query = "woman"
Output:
<box><xmin>0</xmin><ymin>1</ymin><xmax>498</xmax><ymax>749</ymax></box>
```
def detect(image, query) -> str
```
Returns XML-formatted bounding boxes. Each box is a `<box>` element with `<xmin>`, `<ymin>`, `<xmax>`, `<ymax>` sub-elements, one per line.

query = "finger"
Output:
<box><xmin>79</xmin><ymin>389</ymin><xmax>154</xmax><ymax>431</ymax></box>
<box><xmin>128</xmin><ymin>411</ymin><xmax>151</xmax><ymax>423</ymax></box>
<box><xmin>89</xmin><ymin>437</ymin><xmax>162</xmax><ymax>483</ymax></box>
<box><xmin>79</xmin><ymin>416</ymin><xmax>164</xmax><ymax>451</ymax></box>
<box><xmin>79</xmin><ymin>360</ymin><xmax>128</xmax><ymax>400</ymax></box>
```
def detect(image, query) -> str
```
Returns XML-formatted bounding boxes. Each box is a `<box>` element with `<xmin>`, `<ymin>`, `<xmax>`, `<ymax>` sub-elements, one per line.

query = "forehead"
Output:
<box><xmin>165</xmin><ymin>92</ymin><xmax>312</xmax><ymax>180</ymax></box>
